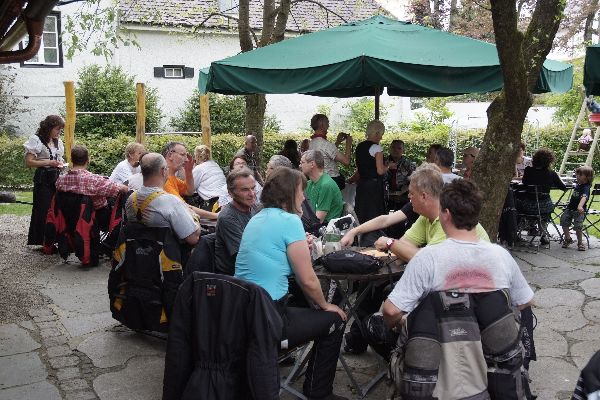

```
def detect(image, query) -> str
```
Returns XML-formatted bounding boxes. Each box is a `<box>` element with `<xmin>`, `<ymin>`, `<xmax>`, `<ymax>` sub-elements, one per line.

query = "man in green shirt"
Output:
<box><xmin>301</xmin><ymin>150</ymin><xmax>344</xmax><ymax>224</ymax></box>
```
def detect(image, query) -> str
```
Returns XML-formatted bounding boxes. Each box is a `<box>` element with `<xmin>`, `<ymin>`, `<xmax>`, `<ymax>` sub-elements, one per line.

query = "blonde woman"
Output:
<box><xmin>192</xmin><ymin>145</ymin><xmax>226</xmax><ymax>212</ymax></box>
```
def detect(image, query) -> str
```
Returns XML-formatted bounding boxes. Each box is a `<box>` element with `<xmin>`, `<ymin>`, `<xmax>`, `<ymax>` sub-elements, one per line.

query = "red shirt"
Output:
<box><xmin>56</xmin><ymin>169</ymin><xmax>121</xmax><ymax>209</ymax></box>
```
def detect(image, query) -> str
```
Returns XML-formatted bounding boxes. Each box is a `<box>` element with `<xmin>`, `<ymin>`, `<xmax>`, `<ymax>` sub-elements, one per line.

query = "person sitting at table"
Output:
<box><xmin>192</xmin><ymin>145</ymin><xmax>226</xmax><ymax>213</ymax></box>
<box><xmin>300</xmin><ymin>150</ymin><xmax>344</xmax><ymax>224</ymax></box>
<box><xmin>214</xmin><ymin>167</ymin><xmax>259</xmax><ymax>276</ymax></box>
<box><xmin>124</xmin><ymin>152</ymin><xmax>200</xmax><ymax>246</ymax></box>
<box><xmin>162</xmin><ymin>142</ymin><xmax>218</xmax><ymax>221</ymax></box>
<box><xmin>219</xmin><ymin>155</ymin><xmax>263</xmax><ymax>207</ymax></box>
<box><xmin>460</xmin><ymin>146</ymin><xmax>479</xmax><ymax>179</ymax></box>
<box><xmin>382</xmin><ymin>179</ymin><xmax>534</xmax><ymax>399</ymax></box>
<box><xmin>55</xmin><ymin>145</ymin><xmax>129</xmax><ymax>231</ymax></box>
<box><xmin>235</xmin><ymin>167</ymin><xmax>348</xmax><ymax>400</ymax></box>
<box><xmin>435</xmin><ymin>147</ymin><xmax>461</xmax><ymax>184</ymax></box>
<box><xmin>279</xmin><ymin>139</ymin><xmax>301</xmax><ymax>169</ymax></box>
<box><xmin>514</xmin><ymin>141</ymin><xmax>532</xmax><ymax>179</ymax></box>
<box><xmin>373</xmin><ymin>163</ymin><xmax>489</xmax><ymax>262</ymax></box>
<box><xmin>342</xmin><ymin>163</ymin><xmax>489</xmax><ymax>354</ymax></box>
<box><xmin>109</xmin><ymin>142</ymin><xmax>145</xmax><ymax>184</ymax></box>
<box><xmin>516</xmin><ymin>148</ymin><xmax>567</xmax><ymax>244</ymax></box>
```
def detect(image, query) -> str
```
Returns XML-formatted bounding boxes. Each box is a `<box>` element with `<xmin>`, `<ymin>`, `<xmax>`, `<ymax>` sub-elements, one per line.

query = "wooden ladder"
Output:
<box><xmin>558</xmin><ymin>95</ymin><xmax>600</xmax><ymax>176</ymax></box>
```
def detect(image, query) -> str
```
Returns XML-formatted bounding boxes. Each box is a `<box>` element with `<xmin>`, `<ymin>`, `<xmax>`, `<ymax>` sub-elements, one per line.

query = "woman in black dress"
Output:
<box><xmin>24</xmin><ymin>115</ymin><xmax>65</xmax><ymax>245</ymax></box>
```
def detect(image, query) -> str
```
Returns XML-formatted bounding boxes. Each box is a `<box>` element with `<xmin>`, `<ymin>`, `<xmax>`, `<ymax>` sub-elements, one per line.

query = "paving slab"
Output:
<box><xmin>583</xmin><ymin>300</ymin><xmax>600</xmax><ymax>323</ymax></box>
<box><xmin>0</xmin><ymin>352</ymin><xmax>47</xmax><ymax>389</ymax></box>
<box><xmin>529</xmin><ymin>357</ymin><xmax>580</xmax><ymax>399</ymax></box>
<box><xmin>0</xmin><ymin>323</ymin><xmax>40</xmax><ymax>356</ymax></box>
<box><xmin>0</xmin><ymin>380</ymin><xmax>61</xmax><ymax>400</ymax></box>
<box><xmin>570</xmin><ymin>340</ymin><xmax>600</xmax><ymax>370</ymax></box>
<box><xmin>94</xmin><ymin>356</ymin><xmax>164</xmax><ymax>400</ymax></box>
<box><xmin>580</xmin><ymin>278</ymin><xmax>600</xmax><ymax>298</ymax></box>
<box><xmin>533</xmin><ymin>327</ymin><xmax>568</xmax><ymax>357</ymax></box>
<box><xmin>77</xmin><ymin>331</ymin><xmax>166</xmax><ymax>369</ymax></box>
<box><xmin>61</xmin><ymin>312</ymin><xmax>117</xmax><ymax>338</ymax></box>
<box><xmin>41</xmin><ymin>284</ymin><xmax>107</xmax><ymax>315</ymax></box>
<box><xmin>533</xmin><ymin>288</ymin><xmax>585</xmax><ymax>308</ymax></box>
<box><xmin>523</xmin><ymin>266</ymin><xmax>593</xmax><ymax>288</ymax></box>
<box><xmin>567</xmin><ymin>324</ymin><xmax>600</xmax><ymax>340</ymax></box>
<box><xmin>18</xmin><ymin>320</ymin><xmax>35</xmax><ymax>331</ymax></box>
<box><xmin>534</xmin><ymin>305</ymin><xmax>588</xmax><ymax>332</ymax></box>
<box><xmin>513</xmin><ymin>251</ymin><xmax>566</xmax><ymax>269</ymax></box>
<box><xmin>35</xmin><ymin>262</ymin><xmax>109</xmax><ymax>286</ymax></box>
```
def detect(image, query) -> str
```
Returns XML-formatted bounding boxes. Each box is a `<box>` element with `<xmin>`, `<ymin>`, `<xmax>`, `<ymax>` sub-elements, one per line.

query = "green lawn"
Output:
<box><xmin>0</xmin><ymin>191</ymin><xmax>33</xmax><ymax>216</ymax></box>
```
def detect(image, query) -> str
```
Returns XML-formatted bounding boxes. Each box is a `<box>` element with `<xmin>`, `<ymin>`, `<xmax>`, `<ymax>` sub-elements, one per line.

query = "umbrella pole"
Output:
<box><xmin>374</xmin><ymin>88</ymin><xmax>380</xmax><ymax>120</ymax></box>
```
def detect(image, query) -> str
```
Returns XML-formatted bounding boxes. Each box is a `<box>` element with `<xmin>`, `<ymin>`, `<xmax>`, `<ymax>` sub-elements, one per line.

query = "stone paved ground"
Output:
<box><xmin>1</xmin><ymin>215</ymin><xmax>600</xmax><ymax>399</ymax></box>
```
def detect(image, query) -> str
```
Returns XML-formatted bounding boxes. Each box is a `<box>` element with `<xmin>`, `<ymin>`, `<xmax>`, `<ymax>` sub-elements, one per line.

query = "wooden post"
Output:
<box><xmin>374</xmin><ymin>87</ymin><xmax>380</xmax><ymax>120</ymax></box>
<box><xmin>136</xmin><ymin>83</ymin><xmax>146</xmax><ymax>144</ymax></box>
<box><xmin>200</xmin><ymin>94</ymin><xmax>212</xmax><ymax>147</ymax></box>
<box><xmin>63</xmin><ymin>81</ymin><xmax>76</xmax><ymax>165</ymax></box>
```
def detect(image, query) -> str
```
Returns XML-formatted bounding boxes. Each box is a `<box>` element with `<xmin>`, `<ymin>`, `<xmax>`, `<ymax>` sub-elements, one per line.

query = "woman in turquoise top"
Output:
<box><xmin>235</xmin><ymin>167</ymin><xmax>348</xmax><ymax>400</ymax></box>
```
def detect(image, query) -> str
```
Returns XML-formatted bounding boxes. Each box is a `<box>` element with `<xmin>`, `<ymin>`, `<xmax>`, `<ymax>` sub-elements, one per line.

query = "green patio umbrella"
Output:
<box><xmin>199</xmin><ymin>15</ymin><xmax>572</xmax><ymax>117</ymax></box>
<box><xmin>584</xmin><ymin>45</ymin><xmax>600</xmax><ymax>96</ymax></box>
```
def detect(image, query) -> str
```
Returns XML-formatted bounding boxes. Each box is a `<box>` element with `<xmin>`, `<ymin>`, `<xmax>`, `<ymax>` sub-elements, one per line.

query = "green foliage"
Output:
<box><xmin>3</xmin><ymin>124</ymin><xmax>600</xmax><ymax>188</ymax></box>
<box><xmin>342</xmin><ymin>98</ymin><xmax>388</xmax><ymax>133</ymax></box>
<box><xmin>74</xmin><ymin>65</ymin><xmax>162</xmax><ymax>139</ymax></box>
<box><xmin>0</xmin><ymin>66</ymin><xmax>26</xmax><ymax>133</ymax></box>
<box><xmin>541</xmin><ymin>57</ymin><xmax>585</xmax><ymax>124</ymax></box>
<box><xmin>63</xmin><ymin>0</ymin><xmax>141</xmax><ymax>60</ymax></box>
<box><xmin>0</xmin><ymin>134</ymin><xmax>34</xmax><ymax>188</ymax></box>
<box><xmin>170</xmin><ymin>91</ymin><xmax>281</xmax><ymax>135</ymax></box>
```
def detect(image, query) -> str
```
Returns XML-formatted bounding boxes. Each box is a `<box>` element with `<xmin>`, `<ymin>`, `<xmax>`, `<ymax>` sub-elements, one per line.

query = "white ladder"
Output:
<box><xmin>558</xmin><ymin>95</ymin><xmax>600</xmax><ymax>176</ymax></box>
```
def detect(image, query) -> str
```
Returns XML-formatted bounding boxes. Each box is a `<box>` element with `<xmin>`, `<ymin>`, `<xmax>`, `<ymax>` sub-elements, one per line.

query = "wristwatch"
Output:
<box><xmin>386</xmin><ymin>238</ymin><xmax>396</xmax><ymax>250</ymax></box>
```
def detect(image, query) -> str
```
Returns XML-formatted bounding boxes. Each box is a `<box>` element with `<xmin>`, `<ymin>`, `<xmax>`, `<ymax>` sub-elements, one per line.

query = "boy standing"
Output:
<box><xmin>561</xmin><ymin>166</ymin><xmax>594</xmax><ymax>251</ymax></box>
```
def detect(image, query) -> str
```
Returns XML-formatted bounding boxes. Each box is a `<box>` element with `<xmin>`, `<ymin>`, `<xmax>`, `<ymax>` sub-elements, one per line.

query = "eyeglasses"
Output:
<box><xmin>170</xmin><ymin>150</ymin><xmax>187</xmax><ymax>157</ymax></box>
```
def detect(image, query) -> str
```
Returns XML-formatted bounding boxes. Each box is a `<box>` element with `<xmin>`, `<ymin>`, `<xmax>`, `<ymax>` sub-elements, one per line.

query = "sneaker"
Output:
<box><xmin>343</xmin><ymin>333</ymin><xmax>367</xmax><ymax>355</ymax></box>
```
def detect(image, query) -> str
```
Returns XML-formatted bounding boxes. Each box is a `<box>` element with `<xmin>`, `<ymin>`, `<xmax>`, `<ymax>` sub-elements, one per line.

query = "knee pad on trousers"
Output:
<box><xmin>399</xmin><ymin>336</ymin><xmax>441</xmax><ymax>399</ymax></box>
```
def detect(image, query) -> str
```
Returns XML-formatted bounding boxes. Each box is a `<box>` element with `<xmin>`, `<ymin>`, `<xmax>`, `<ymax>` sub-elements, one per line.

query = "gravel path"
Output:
<box><xmin>0</xmin><ymin>214</ymin><xmax>53</xmax><ymax>324</ymax></box>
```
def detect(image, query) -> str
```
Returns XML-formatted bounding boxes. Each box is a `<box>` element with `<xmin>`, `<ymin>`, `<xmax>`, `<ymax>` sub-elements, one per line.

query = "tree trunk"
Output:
<box><xmin>245</xmin><ymin>94</ymin><xmax>267</xmax><ymax>164</ymax></box>
<box><xmin>584</xmin><ymin>0</ymin><xmax>599</xmax><ymax>43</ymax></box>
<box><xmin>473</xmin><ymin>0</ymin><xmax>565</xmax><ymax>239</ymax></box>
<box><xmin>239</xmin><ymin>0</ymin><xmax>291</xmax><ymax>168</ymax></box>
<box><xmin>448</xmin><ymin>0</ymin><xmax>458</xmax><ymax>32</ymax></box>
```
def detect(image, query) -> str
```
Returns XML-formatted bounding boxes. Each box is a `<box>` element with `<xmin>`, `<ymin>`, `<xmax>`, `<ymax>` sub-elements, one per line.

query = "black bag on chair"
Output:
<box><xmin>318</xmin><ymin>249</ymin><xmax>382</xmax><ymax>274</ymax></box>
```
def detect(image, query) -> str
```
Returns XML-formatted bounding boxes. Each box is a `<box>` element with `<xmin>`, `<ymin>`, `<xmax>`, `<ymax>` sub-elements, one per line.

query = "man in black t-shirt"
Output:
<box><xmin>214</xmin><ymin>168</ymin><xmax>258</xmax><ymax>275</ymax></box>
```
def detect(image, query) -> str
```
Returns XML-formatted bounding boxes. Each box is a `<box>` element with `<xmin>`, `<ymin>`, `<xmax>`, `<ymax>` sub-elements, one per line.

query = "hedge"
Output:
<box><xmin>2</xmin><ymin>125</ymin><xmax>598</xmax><ymax>188</ymax></box>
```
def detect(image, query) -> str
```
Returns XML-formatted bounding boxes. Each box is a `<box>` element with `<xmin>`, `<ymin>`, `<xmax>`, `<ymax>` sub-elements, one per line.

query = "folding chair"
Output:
<box><xmin>514</xmin><ymin>184</ymin><xmax>554</xmax><ymax>250</ymax></box>
<box><xmin>582</xmin><ymin>183</ymin><xmax>600</xmax><ymax>248</ymax></box>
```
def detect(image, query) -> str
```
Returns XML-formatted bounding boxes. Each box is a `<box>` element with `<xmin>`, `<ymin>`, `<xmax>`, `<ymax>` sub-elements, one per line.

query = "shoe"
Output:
<box><xmin>578</xmin><ymin>242</ymin><xmax>586</xmax><ymax>251</ymax></box>
<box><xmin>562</xmin><ymin>237</ymin><xmax>573</xmax><ymax>248</ymax></box>
<box><xmin>343</xmin><ymin>333</ymin><xmax>367</xmax><ymax>355</ymax></box>
<box><xmin>540</xmin><ymin>236</ymin><xmax>550</xmax><ymax>246</ymax></box>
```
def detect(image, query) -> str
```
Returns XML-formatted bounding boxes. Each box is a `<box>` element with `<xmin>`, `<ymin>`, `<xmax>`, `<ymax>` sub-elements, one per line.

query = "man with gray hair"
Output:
<box><xmin>124</xmin><ymin>152</ymin><xmax>200</xmax><ymax>245</ymax></box>
<box><xmin>301</xmin><ymin>149</ymin><xmax>343</xmax><ymax>224</ymax></box>
<box><xmin>265</xmin><ymin>154</ymin><xmax>294</xmax><ymax>178</ymax></box>
<box><xmin>214</xmin><ymin>167</ymin><xmax>259</xmax><ymax>275</ymax></box>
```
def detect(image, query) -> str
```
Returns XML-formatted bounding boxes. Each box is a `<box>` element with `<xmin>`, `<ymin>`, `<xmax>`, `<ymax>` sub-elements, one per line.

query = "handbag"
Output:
<box><xmin>318</xmin><ymin>249</ymin><xmax>382</xmax><ymax>274</ymax></box>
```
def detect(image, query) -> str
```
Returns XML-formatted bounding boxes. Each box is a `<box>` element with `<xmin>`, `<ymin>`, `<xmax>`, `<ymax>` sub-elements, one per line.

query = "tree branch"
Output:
<box><xmin>192</xmin><ymin>11</ymin><xmax>259</xmax><ymax>47</ymax></box>
<box><xmin>290</xmin><ymin>0</ymin><xmax>348</xmax><ymax>23</ymax></box>
<box><xmin>272</xmin><ymin>0</ymin><xmax>291</xmax><ymax>44</ymax></box>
